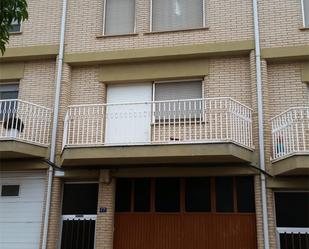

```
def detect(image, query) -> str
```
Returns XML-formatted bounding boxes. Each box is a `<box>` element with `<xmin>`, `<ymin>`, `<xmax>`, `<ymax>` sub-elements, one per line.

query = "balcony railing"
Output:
<box><xmin>62</xmin><ymin>98</ymin><xmax>253</xmax><ymax>150</ymax></box>
<box><xmin>271</xmin><ymin>107</ymin><xmax>309</xmax><ymax>161</ymax></box>
<box><xmin>276</xmin><ymin>227</ymin><xmax>309</xmax><ymax>249</ymax></box>
<box><xmin>0</xmin><ymin>99</ymin><xmax>52</xmax><ymax>146</ymax></box>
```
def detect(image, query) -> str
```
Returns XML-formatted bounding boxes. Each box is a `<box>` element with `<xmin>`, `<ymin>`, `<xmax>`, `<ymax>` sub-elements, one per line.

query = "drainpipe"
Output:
<box><xmin>252</xmin><ymin>0</ymin><xmax>270</xmax><ymax>248</ymax></box>
<box><xmin>41</xmin><ymin>0</ymin><xmax>68</xmax><ymax>247</ymax></box>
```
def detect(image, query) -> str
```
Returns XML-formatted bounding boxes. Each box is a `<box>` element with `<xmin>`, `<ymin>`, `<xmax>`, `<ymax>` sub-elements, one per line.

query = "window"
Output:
<box><xmin>0</xmin><ymin>84</ymin><xmax>19</xmax><ymax>120</ymax></box>
<box><xmin>0</xmin><ymin>84</ymin><xmax>19</xmax><ymax>100</ymax></box>
<box><xmin>236</xmin><ymin>176</ymin><xmax>255</xmax><ymax>213</ymax></box>
<box><xmin>154</xmin><ymin>80</ymin><xmax>203</xmax><ymax>120</ymax></box>
<box><xmin>185</xmin><ymin>177</ymin><xmax>211</xmax><ymax>212</ymax></box>
<box><xmin>155</xmin><ymin>178</ymin><xmax>180</xmax><ymax>212</ymax></box>
<box><xmin>1</xmin><ymin>185</ymin><xmax>20</xmax><ymax>196</ymax></box>
<box><xmin>302</xmin><ymin>0</ymin><xmax>309</xmax><ymax>27</ymax></box>
<box><xmin>62</xmin><ymin>184</ymin><xmax>98</xmax><ymax>215</ymax></box>
<box><xmin>104</xmin><ymin>0</ymin><xmax>135</xmax><ymax>35</ymax></box>
<box><xmin>134</xmin><ymin>178</ymin><xmax>151</xmax><ymax>212</ymax></box>
<box><xmin>9</xmin><ymin>19</ymin><xmax>21</xmax><ymax>33</ymax></box>
<box><xmin>215</xmin><ymin>177</ymin><xmax>234</xmax><ymax>212</ymax></box>
<box><xmin>115</xmin><ymin>179</ymin><xmax>132</xmax><ymax>212</ymax></box>
<box><xmin>275</xmin><ymin>192</ymin><xmax>309</xmax><ymax>228</ymax></box>
<box><xmin>151</xmin><ymin>0</ymin><xmax>205</xmax><ymax>32</ymax></box>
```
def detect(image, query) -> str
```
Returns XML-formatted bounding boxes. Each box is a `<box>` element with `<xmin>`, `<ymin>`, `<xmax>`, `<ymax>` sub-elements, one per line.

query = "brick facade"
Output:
<box><xmin>1</xmin><ymin>0</ymin><xmax>308</xmax><ymax>248</ymax></box>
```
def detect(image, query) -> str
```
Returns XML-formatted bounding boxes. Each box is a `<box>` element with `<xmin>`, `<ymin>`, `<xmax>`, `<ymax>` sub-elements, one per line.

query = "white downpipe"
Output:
<box><xmin>41</xmin><ymin>0</ymin><xmax>68</xmax><ymax>247</ymax></box>
<box><xmin>252</xmin><ymin>0</ymin><xmax>270</xmax><ymax>248</ymax></box>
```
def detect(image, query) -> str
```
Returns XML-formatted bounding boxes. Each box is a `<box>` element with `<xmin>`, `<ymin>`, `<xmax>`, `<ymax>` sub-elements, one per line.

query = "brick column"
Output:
<box><xmin>95</xmin><ymin>170</ymin><xmax>116</xmax><ymax>249</ymax></box>
<box><xmin>46</xmin><ymin>177</ymin><xmax>63</xmax><ymax>249</ymax></box>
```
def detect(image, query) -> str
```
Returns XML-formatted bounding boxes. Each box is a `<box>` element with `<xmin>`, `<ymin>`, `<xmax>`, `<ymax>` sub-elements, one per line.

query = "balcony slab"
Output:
<box><xmin>61</xmin><ymin>143</ymin><xmax>254</xmax><ymax>167</ymax></box>
<box><xmin>271</xmin><ymin>155</ymin><xmax>309</xmax><ymax>176</ymax></box>
<box><xmin>0</xmin><ymin>140</ymin><xmax>49</xmax><ymax>159</ymax></box>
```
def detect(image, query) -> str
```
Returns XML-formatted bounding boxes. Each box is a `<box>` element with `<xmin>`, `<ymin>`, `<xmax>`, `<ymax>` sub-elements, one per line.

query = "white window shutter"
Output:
<box><xmin>155</xmin><ymin>81</ymin><xmax>202</xmax><ymax>101</ymax></box>
<box><xmin>105</xmin><ymin>0</ymin><xmax>135</xmax><ymax>35</ymax></box>
<box><xmin>152</xmin><ymin>0</ymin><xmax>204</xmax><ymax>31</ymax></box>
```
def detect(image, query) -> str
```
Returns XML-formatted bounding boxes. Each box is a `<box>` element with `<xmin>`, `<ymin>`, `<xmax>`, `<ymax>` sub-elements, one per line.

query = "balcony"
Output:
<box><xmin>61</xmin><ymin>97</ymin><xmax>254</xmax><ymax>166</ymax></box>
<box><xmin>0</xmin><ymin>99</ymin><xmax>52</xmax><ymax>159</ymax></box>
<box><xmin>271</xmin><ymin>107</ymin><xmax>309</xmax><ymax>175</ymax></box>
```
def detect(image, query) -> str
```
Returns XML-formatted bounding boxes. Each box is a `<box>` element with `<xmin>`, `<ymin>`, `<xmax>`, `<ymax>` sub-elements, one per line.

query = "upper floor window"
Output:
<box><xmin>104</xmin><ymin>0</ymin><xmax>135</xmax><ymax>35</ymax></box>
<box><xmin>151</xmin><ymin>0</ymin><xmax>205</xmax><ymax>32</ymax></box>
<box><xmin>9</xmin><ymin>19</ymin><xmax>21</xmax><ymax>33</ymax></box>
<box><xmin>302</xmin><ymin>0</ymin><xmax>309</xmax><ymax>27</ymax></box>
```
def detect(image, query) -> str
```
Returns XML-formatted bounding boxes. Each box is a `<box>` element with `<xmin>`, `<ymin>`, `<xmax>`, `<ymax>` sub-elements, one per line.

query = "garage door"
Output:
<box><xmin>114</xmin><ymin>177</ymin><xmax>257</xmax><ymax>249</ymax></box>
<box><xmin>0</xmin><ymin>171</ymin><xmax>46</xmax><ymax>249</ymax></box>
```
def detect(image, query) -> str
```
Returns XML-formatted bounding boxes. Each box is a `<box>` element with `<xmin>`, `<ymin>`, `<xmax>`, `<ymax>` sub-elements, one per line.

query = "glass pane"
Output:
<box><xmin>275</xmin><ymin>192</ymin><xmax>309</xmax><ymax>227</ymax></box>
<box><xmin>279</xmin><ymin>233</ymin><xmax>309</xmax><ymax>249</ymax></box>
<box><xmin>134</xmin><ymin>178</ymin><xmax>151</xmax><ymax>212</ymax></box>
<box><xmin>62</xmin><ymin>184</ymin><xmax>98</xmax><ymax>215</ymax></box>
<box><xmin>236</xmin><ymin>176</ymin><xmax>255</xmax><ymax>213</ymax></box>
<box><xmin>152</xmin><ymin>0</ymin><xmax>204</xmax><ymax>31</ymax></box>
<box><xmin>155</xmin><ymin>178</ymin><xmax>180</xmax><ymax>212</ymax></box>
<box><xmin>115</xmin><ymin>179</ymin><xmax>132</xmax><ymax>212</ymax></box>
<box><xmin>185</xmin><ymin>177</ymin><xmax>211</xmax><ymax>212</ymax></box>
<box><xmin>105</xmin><ymin>0</ymin><xmax>135</xmax><ymax>35</ymax></box>
<box><xmin>1</xmin><ymin>185</ymin><xmax>20</xmax><ymax>196</ymax></box>
<box><xmin>216</xmin><ymin>177</ymin><xmax>234</xmax><ymax>212</ymax></box>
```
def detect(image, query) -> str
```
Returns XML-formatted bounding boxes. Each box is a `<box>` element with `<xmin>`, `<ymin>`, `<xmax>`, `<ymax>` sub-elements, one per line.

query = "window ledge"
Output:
<box><xmin>144</xmin><ymin>27</ymin><xmax>209</xmax><ymax>35</ymax></box>
<box><xmin>299</xmin><ymin>26</ymin><xmax>309</xmax><ymax>31</ymax></box>
<box><xmin>9</xmin><ymin>31</ymin><xmax>22</xmax><ymax>35</ymax></box>
<box><xmin>96</xmin><ymin>33</ymin><xmax>138</xmax><ymax>39</ymax></box>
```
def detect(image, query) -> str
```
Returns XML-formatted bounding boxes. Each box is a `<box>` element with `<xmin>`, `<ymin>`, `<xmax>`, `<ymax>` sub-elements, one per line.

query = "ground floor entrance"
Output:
<box><xmin>114</xmin><ymin>176</ymin><xmax>257</xmax><ymax>249</ymax></box>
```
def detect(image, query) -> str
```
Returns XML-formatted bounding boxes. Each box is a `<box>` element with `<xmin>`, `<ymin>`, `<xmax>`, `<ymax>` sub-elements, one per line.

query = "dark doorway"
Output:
<box><xmin>60</xmin><ymin>183</ymin><xmax>98</xmax><ymax>249</ymax></box>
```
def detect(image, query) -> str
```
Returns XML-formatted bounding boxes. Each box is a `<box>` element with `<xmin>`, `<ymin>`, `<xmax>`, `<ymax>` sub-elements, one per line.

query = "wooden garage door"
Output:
<box><xmin>114</xmin><ymin>177</ymin><xmax>257</xmax><ymax>249</ymax></box>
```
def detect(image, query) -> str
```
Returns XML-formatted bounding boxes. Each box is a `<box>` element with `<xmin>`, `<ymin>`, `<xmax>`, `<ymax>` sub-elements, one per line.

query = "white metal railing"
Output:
<box><xmin>63</xmin><ymin>97</ymin><xmax>253</xmax><ymax>149</ymax></box>
<box><xmin>276</xmin><ymin>227</ymin><xmax>309</xmax><ymax>249</ymax></box>
<box><xmin>0</xmin><ymin>99</ymin><xmax>52</xmax><ymax>146</ymax></box>
<box><xmin>271</xmin><ymin>107</ymin><xmax>309</xmax><ymax>161</ymax></box>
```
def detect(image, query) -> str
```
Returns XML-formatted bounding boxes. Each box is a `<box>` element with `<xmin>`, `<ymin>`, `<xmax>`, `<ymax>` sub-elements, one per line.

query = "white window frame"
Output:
<box><xmin>301</xmin><ymin>0</ymin><xmax>309</xmax><ymax>27</ymax></box>
<box><xmin>152</xmin><ymin>79</ymin><xmax>205</xmax><ymax>123</ymax></box>
<box><xmin>149</xmin><ymin>0</ymin><xmax>207</xmax><ymax>32</ymax></box>
<box><xmin>9</xmin><ymin>19</ymin><xmax>22</xmax><ymax>33</ymax></box>
<box><xmin>102</xmin><ymin>0</ymin><xmax>137</xmax><ymax>35</ymax></box>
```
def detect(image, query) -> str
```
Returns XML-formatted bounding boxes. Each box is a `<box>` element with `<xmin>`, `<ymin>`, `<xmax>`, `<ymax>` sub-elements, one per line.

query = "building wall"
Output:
<box><xmin>19</xmin><ymin>60</ymin><xmax>56</xmax><ymax>108</ymax></box>
<box><xmin>267</xmin><ymin>62</ymin><xmax>308</xmax><ymax>116</ymax></box>
<box><xmin>258</xmin><ymin>0</ymin><xmax>309</xmax><ymax>48</ymax></box>
<box><xmin>7</xmin><ymin>0</ymin><xmax>61</xmax><ymax>48</ymax></box>
<box><xmin>65</xmin><ymin>0</ymin><xmax>254</xmax><ymax>53</ymax></box>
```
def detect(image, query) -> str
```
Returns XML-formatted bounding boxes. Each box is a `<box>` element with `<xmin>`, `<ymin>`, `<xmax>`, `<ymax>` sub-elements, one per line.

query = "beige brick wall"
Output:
<box><xmin>47</xmin><ymin>177</ymin><xmax>62</xmax><ymax>249</ymax></box>
<box><xmin>65</xmin><ymin>0</ymin><xmax>254</xmax><ymax>53</ymax></box>
<box><xmin>19</xmin><ymin>60</ymin><xmax>56</xmax><ymax>108</ymax></box>
<box><xmin>205</xmin><ymin>56</ymin><xmax>252</xmax><ymax>107</ymax></box>
<box><xmin>7</xmin><ymin>0</ymin><xmax>61</xmax><ymax>48</ymax></box>
<box><xmin>259</xmin><ymin>0</ymin><xmax>309</xmax><ymax>48</ymax></box>
<box><xmin>95</xmin><ymin>174</ymin><xmax>115</xmax><ymax>249</ymax></box>
<box><xmin>267</xmin><ymin>62</ymin><xmax>308</xmax><ymax>116</ymax></box>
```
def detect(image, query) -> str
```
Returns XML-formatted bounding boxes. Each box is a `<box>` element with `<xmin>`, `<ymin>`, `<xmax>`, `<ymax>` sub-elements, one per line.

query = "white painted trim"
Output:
<box><xmin>102</xmin><ymin>0</ymin><xmax>107</xmax><ymax>35</ymax></box>
<box><xmin>149</xmin><ymin>0</ymin><xmax>153</xmax><ymax>32</ymax></box>
<box><xmin>61</xmin><ymin>215</ymin><xmax>97</xmax><ymax>220</ymax></box>
<box><xmin>277</xmin><ymin>227</ymin><xmax>309</xmax><ymax>233</ymax></box>
<box><xmin>301</xmin><ymin>0</ymin><xmax>307</xmax><ymax>27</ymax></box>
<box><xmin>202</xmin><ymin>0</ymin><xmax>206</xmax><ymax>27</ymax></box>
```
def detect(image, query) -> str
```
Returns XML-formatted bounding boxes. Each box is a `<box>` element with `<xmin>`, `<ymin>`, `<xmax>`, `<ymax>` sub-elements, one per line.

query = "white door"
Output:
<box><xmin>105</xmin><ymin>83</ymin><xmax>152</xmax><ymax>145</ymax></box>
<box><xmin>0</xmin><ymin>171</ymin><xmax>45</xmax><ymax>249</ymax></box>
